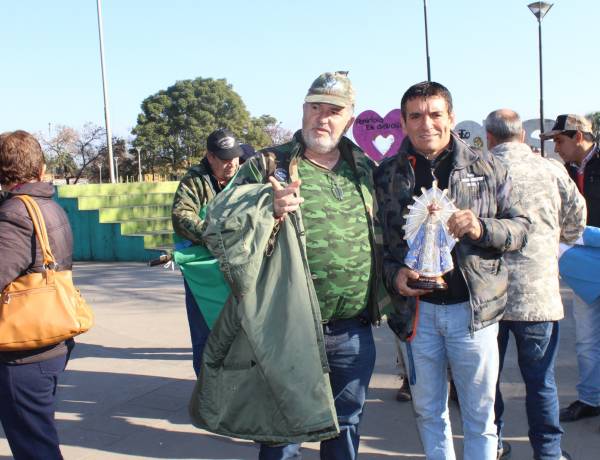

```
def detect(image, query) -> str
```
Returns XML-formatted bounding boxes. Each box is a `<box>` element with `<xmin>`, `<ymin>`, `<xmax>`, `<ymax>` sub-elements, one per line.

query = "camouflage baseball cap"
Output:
<box><xmin>540</xmin><ymin>114</ymin><xmax>593</xmax><ymax>139</ymax></box>
<box><xmin>304</xmin><ymin>71</ymin><xmax>355</xmax><ymax>108</ymax></box>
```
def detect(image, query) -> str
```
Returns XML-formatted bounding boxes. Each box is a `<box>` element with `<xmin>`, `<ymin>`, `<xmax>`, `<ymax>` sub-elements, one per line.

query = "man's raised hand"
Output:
<box><xmin>269</xmin><ymin>177</ymin><xmax>304</xmax><ymax>220</ymax></box>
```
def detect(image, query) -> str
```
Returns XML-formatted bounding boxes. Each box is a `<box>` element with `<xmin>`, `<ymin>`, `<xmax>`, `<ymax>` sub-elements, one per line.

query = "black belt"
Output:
<box><xmin>322</xmin><ymin>311</ymin><xmax>370</xmax><ymax>327</ymax></box>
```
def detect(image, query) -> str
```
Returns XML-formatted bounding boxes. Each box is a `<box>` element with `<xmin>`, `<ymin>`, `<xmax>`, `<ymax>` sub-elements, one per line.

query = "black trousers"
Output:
<box><xmin>0</xmin><ymin>353</ymin><xmax>68</xmax><ymax>460</ymax></box>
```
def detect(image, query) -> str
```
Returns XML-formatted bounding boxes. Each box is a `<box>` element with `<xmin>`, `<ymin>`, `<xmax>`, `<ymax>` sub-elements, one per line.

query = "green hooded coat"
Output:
<box><xmin>188</xmin><ymin>183</ymin><xmax>339</xmax><ymax>443</ymax></box>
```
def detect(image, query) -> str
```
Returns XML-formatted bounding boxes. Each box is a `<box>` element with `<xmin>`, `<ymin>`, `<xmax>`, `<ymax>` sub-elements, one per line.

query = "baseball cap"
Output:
<box><xmin>206</xmin><ymin>128</ymin><xmax>243</xmax><ymax>160</ymax></box>
<box><xmin>540</xmin><ymin>114</ymin><xmax>593</xmax><ymax>139</ymax></box>
<box><xmin>304</xmin><ymin>71</ymin><xmax>355</xmax><ymax>108</ymax></box>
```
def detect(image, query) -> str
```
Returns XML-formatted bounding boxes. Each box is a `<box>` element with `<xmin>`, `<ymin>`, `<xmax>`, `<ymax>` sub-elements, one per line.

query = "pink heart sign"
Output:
<box><xmin>353</xmin><ymin>109</ymin><xmax>405</xmax><ymax>163</ymax></box>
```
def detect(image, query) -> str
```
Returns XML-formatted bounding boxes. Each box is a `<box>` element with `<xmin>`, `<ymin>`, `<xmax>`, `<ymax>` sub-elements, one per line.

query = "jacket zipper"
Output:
<box><xmin>290</xmin><ymin>212</ymin><xmax>330</xmax><ymax>372</ymax></box>
<box><xmin>448</xmin><ymin>168</ymin><xmax>476</xmax><ymax>337</ymax></box>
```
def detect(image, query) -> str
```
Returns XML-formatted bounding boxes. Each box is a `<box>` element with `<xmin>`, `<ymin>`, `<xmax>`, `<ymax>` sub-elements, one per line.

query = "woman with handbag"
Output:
<box><xmin>0</xmin><ymin>130</ymin><xmax>75</xmax><ymax>459</ymax></box>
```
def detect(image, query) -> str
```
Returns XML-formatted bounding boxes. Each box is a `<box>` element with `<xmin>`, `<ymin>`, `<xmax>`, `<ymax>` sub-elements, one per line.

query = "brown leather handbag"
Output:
<box><xmin>0</xmin><ymin>195</ymin><xmax>94</xmax><ymax>351</ymax></box>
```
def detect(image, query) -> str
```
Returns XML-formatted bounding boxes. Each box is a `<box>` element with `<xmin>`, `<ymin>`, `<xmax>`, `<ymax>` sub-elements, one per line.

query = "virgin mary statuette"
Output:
<box><xmin>403</xmin><ymin>180</ymin><xmax>457</xmax><ymax>290</ymax></box>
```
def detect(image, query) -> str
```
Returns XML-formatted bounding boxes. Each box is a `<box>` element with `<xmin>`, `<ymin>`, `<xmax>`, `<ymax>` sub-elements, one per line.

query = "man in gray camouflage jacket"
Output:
<box><xmin>486</xmin><ymin>109</ymin><xmax>586</xmax><ymax>460</ymax></box>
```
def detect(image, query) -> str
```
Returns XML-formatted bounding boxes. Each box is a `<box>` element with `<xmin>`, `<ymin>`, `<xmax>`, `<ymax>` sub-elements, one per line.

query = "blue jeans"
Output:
<box><xmin>184</xmin><ymin>279</ymin><xmax>210</xmax><ymax>377</ymax></box>
<box><xmin>495</xmin><ymin>321</ymin><xmax>563</xmax><ymax>460</ymax></box>
<box><xmin>572</xmin><ymin>295</ymin><xmax>600</xmax><ymax>406</ymax></box>
<box><xmin>403</xmin><ymin>301</ymin><xmax>498</xmax><ymax>460</ymax></box>
<box><xmin>0</xmin><ymin>353</ymin><xmax>70</xmax><ymax>460</ymax></box>
<box><xmin>259</xmin><ymin>314</ymin><xmax>376</xmax><ymax>460</ymax></box>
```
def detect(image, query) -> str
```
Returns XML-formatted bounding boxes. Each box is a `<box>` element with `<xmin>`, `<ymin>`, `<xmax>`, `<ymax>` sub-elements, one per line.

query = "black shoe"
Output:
<box><xmin>497</xmin><ymin>440</ymin><xmax>511</xmax><ymax>460</ymax></box>
<box><xmin>559</xmin><ymin>400</ymin><xmax>600</xmax><ymax>422</ymax></box>
<box><xmin>396</xmin><ymin>378</ymin><xmax>412</xmax><ymax>402</ymax></box>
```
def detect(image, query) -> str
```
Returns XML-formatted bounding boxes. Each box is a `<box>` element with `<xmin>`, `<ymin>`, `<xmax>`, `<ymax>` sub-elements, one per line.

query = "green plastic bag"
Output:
<box><xmin>173</xmin><ymin>206</ymin><xmax>230</xmax><ymax>329</ymax></box>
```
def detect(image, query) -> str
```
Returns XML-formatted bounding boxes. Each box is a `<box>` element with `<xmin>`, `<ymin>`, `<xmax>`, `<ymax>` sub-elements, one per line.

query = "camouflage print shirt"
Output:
<box><xmin>171</xmin><ymin>158</ymin><xmax>222</xmax><ymax>245</ymax></box>
<box><xmin>298</xmin><ymin>157</ymin><xmax>372</xmax><ymax>321</ymax></box>
<box><xmin>491</xmin><ymin>142</ymin><xmax>586</xmax><ymax>321</ymax></box>
<box><xmin>233</xmin><ymin>130</ymin><xmax>388</xmax><ymax>324</ymax></box>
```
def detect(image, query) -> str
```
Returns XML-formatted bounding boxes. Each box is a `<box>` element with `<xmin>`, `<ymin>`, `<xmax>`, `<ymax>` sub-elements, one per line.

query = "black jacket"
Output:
<box><xmin>566</xmin><ymin>144</ymin><xmax>600</xmax><ymax>227</ymax></box>
<box><xmin>0</xmin><ymin>182</ymin><xmax>74</xmax><ymax>363</ymax></box>
<box><xmin>375</xmin><ymin>135</ymin><xmax>530</xmax><ymax>339</ymax></box>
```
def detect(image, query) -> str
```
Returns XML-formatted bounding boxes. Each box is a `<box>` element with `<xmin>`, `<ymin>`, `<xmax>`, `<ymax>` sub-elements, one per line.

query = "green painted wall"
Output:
<box><xmin>55</xmin><ymin>182</ymin><xmax>179</xmax><ymax>262</ymax></box>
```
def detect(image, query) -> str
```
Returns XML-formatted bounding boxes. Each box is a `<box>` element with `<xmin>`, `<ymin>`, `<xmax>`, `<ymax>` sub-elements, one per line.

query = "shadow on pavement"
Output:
<box><xmin>72</xmin><ymin>343</ymin><xmax>192</xmax><ymax>361</ymax></box>
<box><xmin>56</xmin><ymin>368</ymin><xmax>258</xmax><ymax>459</ymax></box>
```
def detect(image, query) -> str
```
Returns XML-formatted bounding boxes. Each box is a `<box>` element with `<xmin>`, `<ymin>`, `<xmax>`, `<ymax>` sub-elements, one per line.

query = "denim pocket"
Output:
<box><xmin>39</xmin><ymin>355</ymin><xmax>67</xmax><ymax>375</ymax></box>
<box><xmin>517</xmin><ymin>322</ymin><xmax>553</xmax><ymax>362</ymax></box>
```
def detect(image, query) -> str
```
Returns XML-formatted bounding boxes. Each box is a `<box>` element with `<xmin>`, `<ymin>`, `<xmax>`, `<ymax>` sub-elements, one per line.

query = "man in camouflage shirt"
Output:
<box><xmin>234</xmin><ymin>71</ymin><xmax>382</xmax><ymax>460</ymax></box>
<box><xmin>486</xmin><ymin>109</ymin><xmax>585</xmax><ymax>460</ymax></box>
<box><xmin>375</xmin><ymin>82</ymin><xmax>529</xmax><ymax>460</ymax></box>
<box><xmin>171</xmin><ymin>128</ymin><xmax>242</xmax><ymax>376</ymax></box>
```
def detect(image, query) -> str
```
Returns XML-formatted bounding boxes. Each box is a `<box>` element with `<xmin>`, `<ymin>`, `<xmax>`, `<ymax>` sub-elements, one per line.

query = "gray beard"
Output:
<box><xmin>302</xmin><ymin>130</ymin><xmax>341</xmax><ymax>155</ymax></box>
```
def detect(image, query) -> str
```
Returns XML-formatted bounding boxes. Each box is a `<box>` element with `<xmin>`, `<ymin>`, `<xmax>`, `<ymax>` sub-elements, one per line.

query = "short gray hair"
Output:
<box><xmin>485</xmin><ymin>109</ymin><xmax>523</xmax><ymax>143</ymax></box>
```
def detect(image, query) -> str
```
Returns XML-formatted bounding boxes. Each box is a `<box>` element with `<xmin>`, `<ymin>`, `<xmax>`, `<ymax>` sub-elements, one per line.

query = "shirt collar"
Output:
<box><xmin>579</xmin><ymin>143</ymin><xmax>598</xmax><ymax>173</ymax></box>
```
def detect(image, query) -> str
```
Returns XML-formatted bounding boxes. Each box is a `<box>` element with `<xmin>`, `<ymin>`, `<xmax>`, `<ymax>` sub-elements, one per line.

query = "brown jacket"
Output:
<box><xmin>0</xmin><ymin>182</ymin><xmax>74</xmax><ymax>363</ymax></box>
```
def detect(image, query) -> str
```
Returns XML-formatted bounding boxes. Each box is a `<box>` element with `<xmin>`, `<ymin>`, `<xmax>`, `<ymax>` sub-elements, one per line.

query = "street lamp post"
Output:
<box><xmin>136</xmin><ymin>147</ymin><xmax>143</xmax><ymax>182</ymax></box>
<box><xmin>96</xmin><ymin>0</ymin><xmax>116</xmax><ymax>182</ymax></box>
<box><xmin>423</xmin><ymin>0</ymin><xmax>431</xmax><ymax>81</ymax></box>
<box><xmin>527</xmin><ymin>1</ymin><xmax>553</xmax><ymax>157</ymax></box>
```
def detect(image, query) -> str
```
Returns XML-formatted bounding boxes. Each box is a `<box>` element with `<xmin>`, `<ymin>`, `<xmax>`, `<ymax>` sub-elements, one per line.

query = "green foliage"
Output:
<box><xmin>94</xmin><ymin>137</ymin><xmax>134</xmax><ymax>183</ymax></box>
<box><xmin>586</xmin><ymin>111</ymin><xmax>600</xmax><ymax>139</ymax></box>
<box><xmin>253</xmin><ymin>115</ymin><xmax>294</xmax><ymax>146</ymax></box>
<box><xmin>46</xmin><ymin>150</ymin><xmax>77</xmax><ymax>179</ymax></box>
<box><xmin>132</xmin><ymin>77</ymin><xmax>279</xmax><ymax>175</ymax></box>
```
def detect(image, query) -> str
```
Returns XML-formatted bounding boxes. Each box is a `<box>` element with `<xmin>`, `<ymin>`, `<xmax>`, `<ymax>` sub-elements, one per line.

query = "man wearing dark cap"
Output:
<box><xmin>171</xmin><ymin>128</ymin><xmax>243</xmax><ymax>376</ymax></box>
<box><xmin>541</xmin><ymin>115</ymin><xmax>600</xmax><ymax>424</ymax></box>
<box><xmin>234</xmin><ymin>71</ymin><xmax>383</xmax><ymax>459</ymax></box>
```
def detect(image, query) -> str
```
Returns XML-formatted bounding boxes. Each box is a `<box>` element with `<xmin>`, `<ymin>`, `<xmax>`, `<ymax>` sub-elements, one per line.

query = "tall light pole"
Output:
<box><xmin>136</xmin><ymin>147</ymin><xmax>143</xmax><ymax>182</ymax></box>
<box><xmin>96</xmin><ymin>0</ymin><xmax>116</xmax><ymax>183</ymax></box>
<box><xmin>423</xmin><ymin>0</ymin><xmax>432</xmax><ymax>81</ymax></box>
<box><xmin>527</xmin><ymin>1</ymin><xmax>553</xmax><ymax>157</ymax></box>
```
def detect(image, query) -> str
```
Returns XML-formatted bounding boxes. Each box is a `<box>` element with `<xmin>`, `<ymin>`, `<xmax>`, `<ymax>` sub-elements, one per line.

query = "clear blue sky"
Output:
<box><xmin>1</xmin><ymin>0</ymin><xmax>598</xmax><ymax>140</ymax></box>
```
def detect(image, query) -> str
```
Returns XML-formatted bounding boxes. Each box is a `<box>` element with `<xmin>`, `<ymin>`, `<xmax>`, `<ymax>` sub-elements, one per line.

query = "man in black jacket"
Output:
<box><xmin>0</xmin><ymin>130</ymin><xmax>74</xmax><ymax>460</ymax></box>
<box><xmin>541</xmin><ymin>114</ymin><xmax>600</xmax><ymax>425</ymax></box>
<box><xmin>375</xmin><ymin>82</ymin><xmax>528</xmax><ymax>460</ymax></box>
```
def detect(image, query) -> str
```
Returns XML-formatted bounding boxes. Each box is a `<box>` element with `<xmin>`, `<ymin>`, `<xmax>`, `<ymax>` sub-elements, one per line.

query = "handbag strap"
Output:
<box><xmin>14</xmin><ymin>195</ymin><xmax>57</xmax><ymax>268</ymax></box>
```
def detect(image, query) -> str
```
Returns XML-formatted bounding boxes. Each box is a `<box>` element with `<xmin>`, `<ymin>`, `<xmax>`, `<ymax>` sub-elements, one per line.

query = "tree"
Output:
<box><xmin>132</xmin><ymin>77</ymin><xmax>278</xmax><ymax>175</ymax></box>
<box><xmin>586</xmin><ymin>111</ymin><xmax>600</xmax><ymax>139</ymax></box>
<box><xmin>70</xmin><ymin>124</ymin><xmax>106</xmax><ymax>184</ymax></box>
<box><xmin>94</xmin><ymin>137</ymin><xmax>133</xmax><ymax>183</ymax></box>
<box><xmin>40</xmin><ymin>126</ymin><xmax>79</xmax><ymax>182</ymax></box>
<box><xmin>252</xmin><ymin>115</ymin><xmax>293</xmax><ymax>147</ymax></box>
<box><xmin>40</xmin><ymin>124</ymin><xmax>123</xmax><ymax>184</ymax></box>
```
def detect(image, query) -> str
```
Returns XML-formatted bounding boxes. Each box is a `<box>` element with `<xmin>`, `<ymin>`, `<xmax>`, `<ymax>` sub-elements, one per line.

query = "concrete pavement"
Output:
<box><xmin>1</xmin><ymin>262</ymin><xmax>599</xmax><ymax>459</ymax></box>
